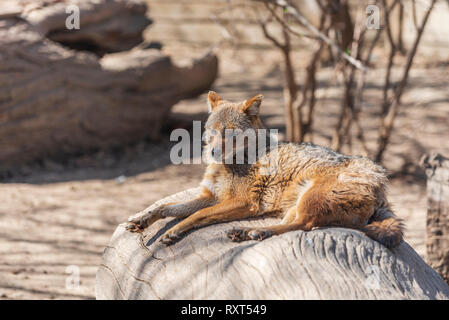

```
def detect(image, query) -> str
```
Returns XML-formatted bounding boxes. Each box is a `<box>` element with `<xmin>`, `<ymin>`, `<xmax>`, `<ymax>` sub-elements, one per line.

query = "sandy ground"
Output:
<box><xmin>0</xmin><ymin>44</ymin><xmax>448</xmax><ymax>299</ymax></box>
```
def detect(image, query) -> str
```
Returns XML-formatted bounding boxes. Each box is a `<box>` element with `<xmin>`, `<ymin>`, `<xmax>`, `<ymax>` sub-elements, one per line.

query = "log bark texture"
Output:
<box><xmin>0</xmin><ymin>0</ymin><xmax>218</xmax><ymax>173</ymax></box>
<box><xmin>96</xmin><ymin>187</ymin><xmax>449</xmax><ymax>300</ymax></box>
<box><xmin>422</xmin><ymin>154</ymin><xmax>449</xmax><ymax>284</ymax></box>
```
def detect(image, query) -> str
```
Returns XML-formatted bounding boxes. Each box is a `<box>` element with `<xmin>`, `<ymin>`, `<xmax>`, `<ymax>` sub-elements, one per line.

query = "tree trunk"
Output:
<box><xmin>96</xmin><ymin>188</ymin><xmax>449</xmax><ymax>300</ymax></box>
<box><xmin>422</xmin><ymin>154</ymin><xmax>449</xmax><ymax>284</ymax></box>
<box><xmin>0</xmin><ymin>0</ymin><xmax>218</xmax><ymax>174</ymax></box>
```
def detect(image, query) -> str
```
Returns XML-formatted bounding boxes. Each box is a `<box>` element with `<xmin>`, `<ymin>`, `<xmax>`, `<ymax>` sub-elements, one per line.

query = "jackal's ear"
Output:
<box><xmin>207</xmin><ymin>91</ymin><xmax>222</xmax><ymax>113</ymax></box>
<box><xmin>241</xmin><ymin>94</ymin><xmax>263</xmax><ymax>116</ymax></box>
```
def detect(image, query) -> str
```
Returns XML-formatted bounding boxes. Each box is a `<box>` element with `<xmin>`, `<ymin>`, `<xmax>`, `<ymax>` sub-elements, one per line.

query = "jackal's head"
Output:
<box><xmin>204</xmin><ymin>91</ymin><xmax>266</xmax><ymax>164</ymax></box>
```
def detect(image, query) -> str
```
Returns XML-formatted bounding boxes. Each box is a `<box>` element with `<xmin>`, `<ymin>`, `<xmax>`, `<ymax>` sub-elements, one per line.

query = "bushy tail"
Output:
<box><xmin>363</xmin><ymin>207</ymin><xmax>404</xmax><ymax>249</ymax></box>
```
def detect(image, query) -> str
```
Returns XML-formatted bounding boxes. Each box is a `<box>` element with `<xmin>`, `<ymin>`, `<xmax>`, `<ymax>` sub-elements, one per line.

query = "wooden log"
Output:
<box><xmin>3</xmin><ymin>0</ymin><xmax>151</xmax><ymax>54</ymax></box>
<box><xmin>96</xmin><ymin>187</ymin><xmax>449</xmax><ymax>299</ymax></box>
<box><xmin>0</xmin><ymin>0</ymin><xmax>218</xmax><ymax>174</ymax></box>
<box><xmin>421</xmin><ymin>154</ymin><xmax>449</xmax><ymax>284</ymax></box>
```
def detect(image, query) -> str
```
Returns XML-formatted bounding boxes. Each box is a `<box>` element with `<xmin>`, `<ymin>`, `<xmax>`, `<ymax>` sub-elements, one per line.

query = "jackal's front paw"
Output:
<box><xmin>160</xmin><ymin>232</ymin><xmax>181</xmax><ymax>246</ymax></box>
<box><xmin>126</xmin><ymin>221</ymin><xmax>145</xmax><ymax>233</ymax></box>
<box><xmin>227</xmin><ymin>227</ymin><xmax>273</xmax><ymax>242</ymax></box>
<box><xmin>126</xmin><ymin>214</ymin><xmax>152</xmax><ymax>232</ymax></box>
<box><xmin>227</xmin><ymin>227</ymin><xmax>250</xmax><ymax>242</ymax></box>
<box><xmin>247</xmin><ymin>229</ymin><xmax>273</xmax><ymax>241</ymax></box>
<box><xmin>127</xmin><ymin>208</ymin><xmax>165</xmax><ymax>232</ymax></box>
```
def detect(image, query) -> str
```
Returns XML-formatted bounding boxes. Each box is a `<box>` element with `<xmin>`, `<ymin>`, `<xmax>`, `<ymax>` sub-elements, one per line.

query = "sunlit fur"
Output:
<box><xmin>128</xmin><ymin>91</ymin><xmax>404</xmax><ymax>248</ymax></box>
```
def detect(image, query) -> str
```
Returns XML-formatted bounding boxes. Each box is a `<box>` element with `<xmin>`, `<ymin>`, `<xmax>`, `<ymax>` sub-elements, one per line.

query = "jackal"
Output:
<box><xmin>127</xmin><ymin>91</ymin><xmax>404</xmax><ymax>248</ymax></box>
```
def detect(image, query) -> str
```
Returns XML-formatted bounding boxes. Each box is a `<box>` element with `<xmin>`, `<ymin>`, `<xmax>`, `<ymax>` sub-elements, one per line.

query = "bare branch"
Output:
<box><xmin>257</xmin><ymin>0</ymin><xmax>367</xmax><ymax>71</ymax></box>
<box><xmin>375</xmin><ymin>0</ymin><xmax>437</xmax><ymax>162</ymax></box>
<box><xmin>262</xmin><ymin>2</ymin><xmax>319</xmax><ymax>40</ymax></box>
<box><xmin>258</xmin><ymin>15</ymin><xmax>286</xmax><ymax>49</ymax></box>
<box><xmin>411</xmin><ymin>0</ymin><xmax>419</xmax><ymax>31</ymax></box>
<box><xmin>381</xmin><ymin>0</ymin><xmax>399</xmax><ymax>114</ymax></box>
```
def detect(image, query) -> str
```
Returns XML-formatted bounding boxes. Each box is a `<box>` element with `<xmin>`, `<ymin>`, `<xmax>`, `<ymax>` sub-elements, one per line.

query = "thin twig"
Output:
<box><xmin>297</xmin><ymin>8</ymin><xmax>330</xmax><ymax>141</ymax></box>
<box><xmin>257</xmin><ymin>0</ymin><xmax>367</xmax><ymax>71</ymax></box>
<box><xmin>259</xmin><ymin>15</ymin><xmax>286</xmax><ymax>49</ymax></box>
<box><xmin>263</xmin><ymin>2</ymin><xmax>319</xmax><ymax>40</ymax></box>
<box><xmin>411</xmin><ymin>0</ymin><xmax>420</xmax><ymax>32</ymax></box>
<box><xmin>256</xmin><ymin>5</ymin><xmax>297</xmax><ymax>141</ymax></box>
<box><xmin>381</xmin><ymin>0</ymin><xmax>399</xmax><ymax>115</ymax></box>
<box><xmin>375</xmin><ymin>0</ymin><xmax>437</xmax><ymax>162</ymax></box>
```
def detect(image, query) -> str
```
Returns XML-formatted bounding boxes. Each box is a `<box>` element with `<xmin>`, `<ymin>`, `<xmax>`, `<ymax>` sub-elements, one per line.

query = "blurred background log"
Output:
<box><xmin>96</xmin><ymin>188</ymin><xmax>449</xmax><ymax>300</ymax></box>
<box><xmin>6</xmin><ymin>0</ymin><xmax>151</xmax><ymax>55</ymax></box>
<box><xmin>0</xmin><ymin>0</ymin><xmax>218</xmax><ymax>175</ymax></box>
<box><xmin>422</xmin><ymin>154</ymin><xmax>449</xmax><ymax>284</ymax></box>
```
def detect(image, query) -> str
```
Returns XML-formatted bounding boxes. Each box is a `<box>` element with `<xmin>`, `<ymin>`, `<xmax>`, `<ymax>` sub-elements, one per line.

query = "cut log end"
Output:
<box><xmin>96</xmin><ymin>188</ymin><xmax>449</xmax><ymax>300</ymax></box>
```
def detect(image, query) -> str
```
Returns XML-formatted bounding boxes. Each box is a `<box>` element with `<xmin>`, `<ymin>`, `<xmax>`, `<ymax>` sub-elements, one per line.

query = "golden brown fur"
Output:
<box><xmin>127</xmin><ymin>92</ymin><xmax>404</xmax><ymax>248</ymax></box>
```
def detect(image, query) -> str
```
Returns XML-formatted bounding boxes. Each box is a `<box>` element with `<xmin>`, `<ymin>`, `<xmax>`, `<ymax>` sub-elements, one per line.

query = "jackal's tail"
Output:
<box><xmin>362</xmin><ymin>206</ymin><xmax>404</xmax><ymax>248</ymax></box>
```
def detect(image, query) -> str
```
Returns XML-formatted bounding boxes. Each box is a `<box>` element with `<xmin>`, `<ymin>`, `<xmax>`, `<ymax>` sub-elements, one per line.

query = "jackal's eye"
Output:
<box><xmin>206</xmin><ymin>129</ymin><xmax>219</xmax><ymax>143</ymax></box>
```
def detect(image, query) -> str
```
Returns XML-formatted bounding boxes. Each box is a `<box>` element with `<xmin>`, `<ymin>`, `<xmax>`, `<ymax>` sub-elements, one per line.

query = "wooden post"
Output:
<box><xmin>421</xmin><ymin>154</ymin><xmax>449</xmax><ymax>284</ymax></box>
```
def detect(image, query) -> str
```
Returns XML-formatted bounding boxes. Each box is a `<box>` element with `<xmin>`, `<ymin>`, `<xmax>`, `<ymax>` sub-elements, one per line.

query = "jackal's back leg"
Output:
<box><xmin>227</xmin><ymin>206</ymin><xmax>311</xmax><ymax>242</ymax></box>
<box><xmin>228</xmin><ymin>178</ymin><xmax>374</xmax><ymax>242</ymax></box>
